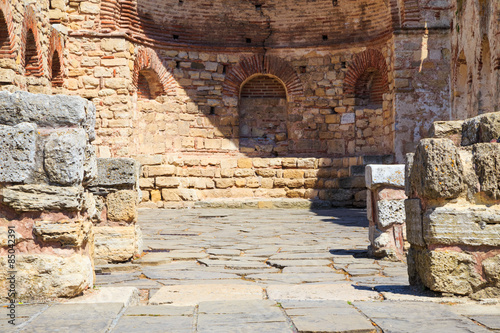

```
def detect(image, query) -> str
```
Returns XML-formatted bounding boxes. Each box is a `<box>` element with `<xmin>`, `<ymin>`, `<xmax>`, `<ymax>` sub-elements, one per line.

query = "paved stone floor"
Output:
<box><xmin>3</xmin><ymin>208</ymin><xmax>500</xmax><ymax>332</ymax></box>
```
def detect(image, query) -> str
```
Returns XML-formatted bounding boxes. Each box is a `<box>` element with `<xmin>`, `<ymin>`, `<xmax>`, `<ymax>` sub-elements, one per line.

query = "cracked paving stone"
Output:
<box><xmin>246</xmin><ymin>273</ymin><xmax>347</xmax><ymax>284</ymax></box>
<box><xmin>207</xmin><ymin>248</ymin><xmax>242</xmax><ymax>256</ymax></box>
<box><xmin>20</xmin><ymin>303</ymin><xmax>123</xmax><ymax>333</ymax></box>
<box><xmin>267</xmin><ymin>283</ymin><xmax>381</xmax><ymax>302</ymax></box>
<box><xmin>111</xmin><ymin>316</ymin><xmax>193</xmax><ymax>333</ymax></box>
<box><xmin>142</xmin><ymin>269</ymin><xmax>240</xmax><ymax>280</ymax></box>
<box><xmin>267</xmin><ymin>259</ymin><xmax>332</xmax><ymax>267</ymax></box>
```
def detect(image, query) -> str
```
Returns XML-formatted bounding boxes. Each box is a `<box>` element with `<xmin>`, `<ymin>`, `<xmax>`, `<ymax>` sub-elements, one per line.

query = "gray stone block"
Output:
<box><xmin>405</xmin><ymin>199</ymin><xmax>424</xmax><ymax>246</ymax></box>
<box><xmin>44</xmin><ymin>128</ymin><xmax>86</xmax><ymax>186</ymax></box>
<box><xmin>423</xmin><ymin>206</ymin><xmax>500</xmax><ymax>246</ymax></box>
<box><xmin>0</xmin><ymin>122</ymin><xmax>36</xmax><ymax>183</ymax></box>
<box><xmin>409</xmin><ymin>138</ymin><xmax>464</xmax><ymax>199</ymax></box>
<box><xmin>429</xmin><ymin>120</ymin><xmax>463</xmax><ymax>139</ymax></box>
<box><xmin>83</xmin><ymin>144</ymin><xmax>97</xmax><ymax>185</ymax></box>
<box><xmin>0</xmin><ymin>91</ymin><xmax>95</xmax><ymax>140</ymax></box>
<box><xmin>405</xmin><ymin>153</ymin><xmax>414</xmax><ymax>196</ymax></box>
<box><xmin>473</xmin><ymin>143</ymin><xmax>500</xmax><ymax>199</ymax></box>
<box><xmin>376</xmin><ymin>199</ymin><xmax>405</xmax><ymax>228</ymax></box>
<box><xmin>89</xmin><ymin>158</ymin><xmax>139</xmax><ymax>188</ymax></box>
<box><xmin>462</xmin><ymin>112</ymin><xmax>500</xmax><ymax>146</ymax></box>
<box><xmin>2</xmin><ymin>185</ymin><xmax>83</xmax><ymax>211</ymax></box>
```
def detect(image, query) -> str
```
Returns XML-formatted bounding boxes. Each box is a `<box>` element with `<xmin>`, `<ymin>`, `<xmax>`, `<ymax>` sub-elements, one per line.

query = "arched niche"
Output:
<box><xmin>239</xmin><ymin>74</ymin><xmax>288</xmax><ymax>156</ymax></box>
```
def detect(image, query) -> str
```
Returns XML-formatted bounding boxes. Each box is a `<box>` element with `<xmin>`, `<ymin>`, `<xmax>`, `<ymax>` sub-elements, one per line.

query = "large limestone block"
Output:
<box><xmin>473</xmin><ymin>143</ymin><xmax>500</xmax><ymax>199</ymax></box>
<box><xmin>89</xmin><ymin>158</ymin><xmax>140</xmax><ymax>188</ymax></box>
<box><xmin>0</xmin><ymin>254</ymin><xmax>93</xmax><ymax>301</ymax></box>
<box><xmin>409</xmin><ymin>139</ymin><xmax>464</xmax><ymax>199</ymax></box>
<box><xmin>0</xmin><ymin>122</ymin><xmax>36</xmax><ymax>183</ymax></box>
<box><xmin>408</xmin><ymin>247</ymin><xmax>483</xmax><ymax>295</ymax></box>
<box><xmin>2</xmin><ymin>185</ymin><xmax>83</xmax><ymax>211</ymax></box>
<box><xmin>482</xmin><ymin>255</ymin><xmax>500</xmax><ymax>286</ymax></box>
<box><xmin>106</xmin><ymin>190</ymin><xmax>138</xmax><ymax>223</ymax></box>
<box><xmin>33</xmin><ymin>219</ymin><xmax>92</xmax><ymax>247</ymax></box>
<box><xmin>44</xmin><ymin>128</ymin><xmax>86</xmax><ymax>186</ymax></box>
<box><xmin>0</xmin><ymin>91</ymin><xmax>95</xmax><ymax>140</ymax></box>
<box><xmin>365</xmin><ymin>164</ymin><xmax>405</xmax><ymax>190</ymax></box>
<box><xmin>422</xmin><ymin>205</ymin><xmax>500</xmax><ymax>246</ymax></box>
<box><xmin>376</xmin><ymin>199</ymin><xmax>405</xmax><ymax>228</ymax></box>
<box><xmin>462</xmin><ymin>112</ymin><xmax>500</xmax><ymax>146</ymax></box>
<box><xmin>94</xmin><ymin>226</ymin><xmax>138</xmax><ymax>262</ymax></box>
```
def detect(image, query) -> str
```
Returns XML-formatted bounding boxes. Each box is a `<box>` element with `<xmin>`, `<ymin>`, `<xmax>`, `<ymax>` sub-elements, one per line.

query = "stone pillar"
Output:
<box><xmin>365</xmin><ymin>164</ymin><xmax>406</xmax><ymax>261</ymax></box>
<box><xmin>89</xmin><ymin>158</ymin><xmax>142</xmax><ymax>264</ymax></box>
<box><xmin>0</xmin><ymin>91</ymin><xmax>97</xmax><ymax>301</ymax></box>
<box><xmin>406</xmin><ymin>113</ymin><xmax>500</xmax><ymax>298</ymax></box>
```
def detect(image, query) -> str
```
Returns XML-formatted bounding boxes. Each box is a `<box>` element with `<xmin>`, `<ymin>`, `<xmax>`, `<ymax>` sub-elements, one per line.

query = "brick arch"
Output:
<box><xmin>223</xmin><ymin>55</ymin><xmax>303</xmax><ymax>101</ymax></box>
<box><xmin>21</xmin><ymin>6</ymin><xmax>43</xmax><ymax>77</ymax></box>
<box><xmin>48</xmin><ymin>28</ymin><xmax>64</xmax><ymax>85</ymax></box>
<box><xmin>132</xmin><ymin>47</ymin><xmax>176</xmax><ymax>97</ymax></box>
<box><xmin>343</xmin><ymin>49</ymin><xmax>389</xmax><ymax>103</ymax></box>
<box><xmin>0</xmin><ymin>0</ymin><xmax>15</xmax><ymax>60</ymax></box>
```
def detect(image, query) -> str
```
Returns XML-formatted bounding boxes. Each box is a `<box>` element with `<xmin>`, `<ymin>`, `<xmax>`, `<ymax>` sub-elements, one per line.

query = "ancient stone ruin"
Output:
<box><xmin>406</xmin><ymin>113</ymin><xmax>500</xmax><ymax>298</ymax></box>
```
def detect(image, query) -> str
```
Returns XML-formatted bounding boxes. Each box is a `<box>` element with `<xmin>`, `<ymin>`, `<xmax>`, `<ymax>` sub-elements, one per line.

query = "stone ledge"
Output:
<box><xmin>365</xmin><ymin>164</ymin><xmax>405</xmax><ymax>189</ymax></box>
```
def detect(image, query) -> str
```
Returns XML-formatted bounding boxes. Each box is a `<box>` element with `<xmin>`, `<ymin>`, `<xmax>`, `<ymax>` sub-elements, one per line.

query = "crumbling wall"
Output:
<box><xmin>406</xmin><ymin>112</ymin><xmax>500</xmax><ymax>298</ymax></box>
<box><xmin>0</xmin><ymin>91</ymin><xmax>96</xmax><ymax>301</ymax></box>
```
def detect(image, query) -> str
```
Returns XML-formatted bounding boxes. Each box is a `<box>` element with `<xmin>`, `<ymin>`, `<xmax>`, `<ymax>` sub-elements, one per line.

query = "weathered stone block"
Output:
<box><xmin>405</xmin><ymin>199</ymin><xmax>424</xmax><ymax>246</ymax></box>
<box><xmin>473</xmin><ymin>143</ymin><xmax>500</xmax><ymax>199</ymax></box>
<box><xmin>0</xmin><ymin>122</ymin><xmax>36</xmax><ymax>183</ymax></box>
<box><xmin>106</xmin><ymin>190</ymin><xmax>138</xmax><ymax>223</ymax></box>
<box><xmin>0</xmin><ymin>254</ymin><xmax>93</xmax><ymax>301</ymax></box>
<box><xmin>94</xmin><ymin>226</ymin><xmax>139</xmax><ymax>263</ymax></box>
<box><xmin>90</xmin><ymin>158</ymin><xmax>140</xmax><ymax>188</ymax></box>
<box><xmin>429</xmin><ymin>120</ymin><xmax>463</xmax><ymax>145</ymax></box>
<box><xmin>409</xmin><ymin>139</ymin><xmax>464</xmax><ymax>199</ymax></box>
<box><xmin>376</xmin><ymin>199</ymin><xmax>405</xmax><ymax>228</ymax></box>
<box><xmin>33</xmin><ymin>219</ymin><xmax>92</xmax><ymax>247</ymax></box>
<box><xmin>422</xmin><ymin>205</ymin><xmax>500</xmax><ymax>247</ymax></box>
<box><xmin>83</xmin><ymin>144</ymin><xmax>97</xmax><ymax>185</ymax></box>
<box><xmin>215</xmin><ymin>178</ymin><xmax>234</xmax><ymax>189</ymax></box>
<box><xmin>0</xmin><ymin>91</ymin><xmax>95</xmax><ymax>140</ymax></box>
<box><xmin>462</xmin><ymin>112</ymin><xmax>500</xmax><ymax>146</ymax></box>
<box><xmin>365</xmin><ymin>164</ymin><xmax>405</xmax><ymax>190</ymax></box>
<box><xmin>405</xmin><ymin>153</ymin><xmax>414</xmax><ymax>196</ymax></box>
<box><xmin>3</xmin><ymin>185</ymin><xmax>83</xmax><ymax>211</ymax></box>
<box><xmin>482</xmin><ymin>255</ymin><xmax>500</xmax><ymax>285</ymax></box>
<box><xmin>156</xmin><ymin>177</ymin><xmax>180</xmax><ymax>188</ymax></box>
<box><xmin>144</xmin><ymin>165</ymin><xmax>176</xmax><ymax>177</ymax></box>
<box><xmin>408</xmin><ymin>247</ymin><xmax>482</xmax><ymax>295</ymax></box>
<box><xmin>44</xmin><ymin>128</ymin><xmax>86</xmax><ymax>186</ymax></box>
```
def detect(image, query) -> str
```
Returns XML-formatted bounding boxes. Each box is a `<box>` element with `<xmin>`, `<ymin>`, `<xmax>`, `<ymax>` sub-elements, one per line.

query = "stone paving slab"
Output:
<box><xmin>111</xmin><ymin>315</ymin><xmax>193</xmax><ymax>333</ymax></box>
<box><xmin>0</xmin><ymin>304</ymin><xmax>47</xmax><ymax>332</ymax></box>
<box><xmin>66</xmin><ymin>287</ymin><xmax>139</xmax><ymax>306</ymax></box>
<box><xmin>469</xmin><ymin>316</ymin><xmax>500</xmax><ymax>330</ymax></box>
<box><xmin>149</xmin><ymin>284</ymin><xmax>265</xmax><ymax>306</ymax></box>
<box><xmin>20</xmin><ymin>303</ymin><xmax>123</xmax><ymax>333</ymax></box>
<box><xmin>267</xmin><ymin>283</ymin><xmax>382</xmax><ymax>302</ymax></box>
<box><xmin>353</xmin><ymin>301</ymin><xmax>491</xmax><ymax>333</ymax></box>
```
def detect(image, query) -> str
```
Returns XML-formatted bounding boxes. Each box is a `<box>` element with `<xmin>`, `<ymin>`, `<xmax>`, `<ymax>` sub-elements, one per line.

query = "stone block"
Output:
<box><xmin>472</xmin><ymin>143</ymin><xmax>500</xmax><ymax>199</ymax></box>
<box><xmin>237</xmin><ymin>158</ymin><xmax>252</xmax><ymax>168</ymax></box>
<box><xmin>405</xmin><ymin>199</ymin><xmax>424</xmax><ymax>246</ymax></box>
<box><xmin>256</xmin><ymin>169</ymin><xmax>275</xmax><ymax>177</ymax></box>
<box><xmin>422</xmin><ymin>205</ymin><xmax>500</xmax><ymax>247</ymax></box>
<box><xmin>0</xmin><ymin>254</ymin><xmax>93</xmax><ymax>301</ymax></box>
<box><xmin>339</xmin><ymin>176</ymin><xmax>365</xmax><ymax>189</ymax></box>
<box><xmin>282</xmin><ymin>158</ymin><xmax>297</xmax><ymax>168</ymax></box>
<box><xmin>33</xmin><ymin>219</ymin><xmax>92</xmax><ymax>247</ymax></box>
<box><xmin>429</xmin><ymin>120</ymin><xmax>463</xmax><ymax>145</ymax></box>
<box><xmin>44</xmin><ymin>128</ymin><xmax>86</xmax><ymax>186</ymax></box>
<box><xmin>83</xmin><ymin>144</ymin><xmax>97</xmax><ymax>186</ymax></box>
<box><xmin>462</xmin><ymin>112</ymin><xmax>500</xmax><ymax>146</ymax></box>
<box><xmin>161</xmin><ymin>189</ymin><xmax>181</xmax><ymax>201</ymax></box>
<box><xmin>482</xmin><ymin>255</ymin><xmax>500</xmax><ymax>285</ymax></box>
<box><xmin>156</xmin><ymin>177</ymin><xmax>180</xmax><ymax>188</ymax></box>
<box><xmin>405</xmin><ymin>153</ymin><xmax>414</xmax><ymax>196</ymax></box>
<box><xmin>144</xmin><ymin>165</ymin><xmax>176</xmax><ymax>177</ymax></box>
<box><xmin>94</xmin><ymin>226</ymin><xmax>139</xmax><ymax>263</ymax></box>
<box><xmin>283</xmin><ymin>170</ymin><xmax>304</xmax><ymax>179</ymax></box>
<box><xmin>234</xmin><ymin>169</ymin><xmax>254</xmax><ymax>177</ymax></box>
<box><xmin>106</xmin><ymin>190</ymin><xmax>138</xmax><ymax>223</ymax></box>
<box><xmin>408</xmin><ymin>247</ymin><xmax>481</xmax><ymax>295</ymax></box>
<box><xmin>89</xmin><ymin>158</ymin><xmax>140</xmax><ymax>188</ymax></box>
<box><xmin>178</xmin><ymin>189</ymin><xmax>198</xmax><ymax>201</ymax></box>
<box><xmin>365</xmin><ymin>164</ymin><xmax>405</xmax><ymax>190</ymax></box>
<box><xmin>3</xmin><ymin>185</ymin><xmax>83</xmax><ymax>211</ymax></box>
<box><xmin>0</xmin><ymin>91</ymin><xmax>95</xmax><ymax>140</ymax></box>
<box><xmin>376</xmin><ymin>199</ymin><xmax>405</xmax><ymax>228</ymax></box>
<box><xmin>215</xmin><ymin>178</ymin><xmax>234</xmax><ymax>189</ymax></box>
<box><xmin>0</xmin><ymin>122</ymin><xmax>36</xmax><ymax>183</ymax></box>
<box><xmin>409</xmin><ymin>139</ymin><xmax>464</xmax><ymax>199</ymax></box>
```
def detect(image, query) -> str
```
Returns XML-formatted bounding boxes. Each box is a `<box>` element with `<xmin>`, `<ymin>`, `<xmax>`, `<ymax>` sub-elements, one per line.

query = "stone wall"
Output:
<box><xmin>0</xmin><ymin>91</ymin><xmax>96</xmax><ymax>301</ymax></box>
<box><xmin>366</xmin><ymin>165</ymin><xmax>407</xmax><ymax>261</ymax></box>
<box><xmin>406</xmin><ymin>113</ymin><xmax>500</xmax><ymax>298</ymax></box>
<box><xmin>138</xmin><ymin>155</ymin><xmax>394</xmax><ymax>208</ymax></box>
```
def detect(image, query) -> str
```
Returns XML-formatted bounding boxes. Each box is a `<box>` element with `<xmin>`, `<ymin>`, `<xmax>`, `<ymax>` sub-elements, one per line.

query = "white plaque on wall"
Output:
<box><xmin>341</xmin><ymin>113</ymin><xmax>355</xmax><ymax>124</ymax></box>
